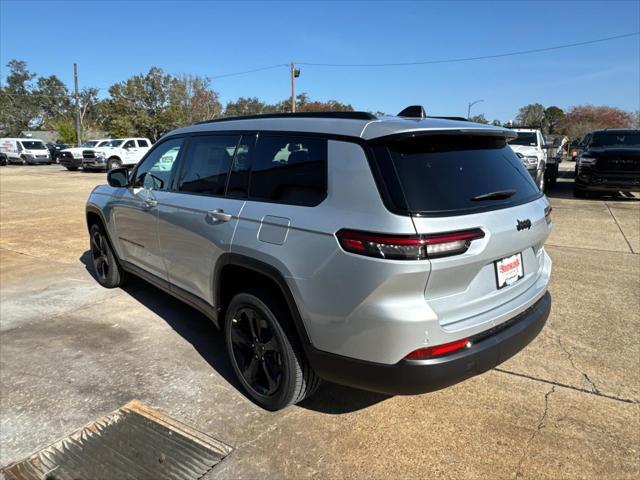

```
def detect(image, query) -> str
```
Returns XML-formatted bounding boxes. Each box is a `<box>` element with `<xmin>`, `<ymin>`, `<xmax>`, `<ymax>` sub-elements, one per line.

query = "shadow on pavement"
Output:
<box><xmin>80</xmin><ymin>251</ymin><xmax>389</xmax><ymax>414</ymax></box>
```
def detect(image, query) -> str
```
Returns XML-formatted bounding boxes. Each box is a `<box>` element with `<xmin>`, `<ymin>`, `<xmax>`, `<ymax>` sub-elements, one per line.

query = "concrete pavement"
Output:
<box><xmin>1</xmin><ymin>163</ymin><xmax>638</xmax><ymax>478</ymax></box>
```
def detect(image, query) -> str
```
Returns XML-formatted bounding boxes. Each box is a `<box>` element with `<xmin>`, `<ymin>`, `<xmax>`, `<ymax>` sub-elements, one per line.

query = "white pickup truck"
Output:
<box><xmin>507</xmin><ymin>128</ymin><xmax>548</xmax><ymax>191</ymax></box>
<box><xmin>82</xmin><ymin>138</ymin><xmax>152</xmax><ymax>171</ymax></box>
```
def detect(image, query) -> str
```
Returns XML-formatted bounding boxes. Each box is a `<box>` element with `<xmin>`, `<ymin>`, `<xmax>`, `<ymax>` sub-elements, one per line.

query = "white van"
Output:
<box><xmin>0</xmin><ymin>138</ymin><xmax>52</xmax><ymax>165</ymax></box>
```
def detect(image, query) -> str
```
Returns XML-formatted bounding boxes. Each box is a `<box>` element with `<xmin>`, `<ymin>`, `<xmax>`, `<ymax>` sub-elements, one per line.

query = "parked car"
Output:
<box><xmin>46</xmin><ymin>143</ymin><xmax>69</xmax><ymax>163</ymax></box>
<box><xmin>59</xmin><ymin>139</ymin><xmax>112</xmax><ymax>171</ymax></box>
<box><xmin>0</xmin><ymin>138</ymin><xmax>51</xmax><ymax>164</ymax></box>
<box><xmin>543</xmin><ymin>134</ymin><xmax>568</xmax><ymax>187</ymax></box>
<box><xmin>82</xmin><ymin>138</ymin><xmax>152</xmax><ymax>171</ymax></box>
<box><xmin>507</xmin><ymin>128</ymin><xmax>547</xmax><ymax>190</ymax></box>
<box><xmin>574</xmin><ymin>129</ymin><xmax>640</xmax><ymax>197</ymax></box>
<box><xmin>86</xmin><ymin>109</ymin><xmax>553</xmax><ymax>410</ymax></box>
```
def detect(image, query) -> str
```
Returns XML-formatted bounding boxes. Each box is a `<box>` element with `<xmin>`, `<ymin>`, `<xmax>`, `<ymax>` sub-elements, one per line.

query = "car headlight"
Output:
<box><xmin>523</xmin><ymin>156</ymin><xmax>539</xmax><ymax>167</ymax></box>
<box><xmin>96</xmin><ymin>152</ymin><xmax>106</xmax><ymax>160</ymax></box>
<box><xmin>73</xmin><ymin>152</ymin><xmax>83</xmax><ymax>159</ymax></box>
<box><xmin>578</xmin><ymin>156</ymin><xmax>596</xmax><ymax>167</ymax></box>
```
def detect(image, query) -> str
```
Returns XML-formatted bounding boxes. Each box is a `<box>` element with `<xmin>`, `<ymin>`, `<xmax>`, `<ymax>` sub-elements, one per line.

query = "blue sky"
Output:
<box><xmin>1</xmin><ymin>0</ymin><xmax>639</xmax><ymax>121</ymax></box>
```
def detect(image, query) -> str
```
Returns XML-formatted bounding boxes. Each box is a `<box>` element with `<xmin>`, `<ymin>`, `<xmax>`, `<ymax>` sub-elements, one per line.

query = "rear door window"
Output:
<box><xmin>249</xmin><ymin>135</ymin><xmax>327</xmax><ymax>206</ymax></box>
<box><xmin>177</xmin><ymin>135</ymin><xmax>240</xmax><ymax>196</ymax></box>
<box><xmin>373</xmin><ymin>134</ymin><xmax>541</xmax><ymax>215</ymax></box>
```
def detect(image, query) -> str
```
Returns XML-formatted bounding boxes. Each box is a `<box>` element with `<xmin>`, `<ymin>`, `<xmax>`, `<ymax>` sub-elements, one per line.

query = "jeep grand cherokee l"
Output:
<box><xmin>86</xmin><ymin>109</ymin><xmax>553</xmax><ymax>410</ymax></box>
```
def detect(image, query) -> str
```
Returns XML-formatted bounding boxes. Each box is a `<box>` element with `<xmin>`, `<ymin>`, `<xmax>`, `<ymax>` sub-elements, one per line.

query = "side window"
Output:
<box><xmin>177</xmin><ymin>135</ymin><xmax>240</xmax><ymax>196</ymax></box>
<box><xmin>137</xmin><ymin>139</ymin><xmax>149</xmax><ymax>148</ymax></box>
<box><xmin>123</xmin><ymin>140</ymin><xmax>136</xmax><ymax>149</ymax></box>
<box><xmin>249</xmin><ymin>135</ymin><xmax>327</xmax><ymax>206</ymax></box>
<box><xmin>226</xmin><ymin>134</ymin><xmax>256</xmax><ymax>198</ymax></box>
<box><xmin>132</xmin><ymin>138</ymin><xmax>183</xmax><ymax>191</ymax></box>
<box><xmin>16</xmin><ymin>142</ymin><xmax>23</xmax><ymax>152</ymax></box>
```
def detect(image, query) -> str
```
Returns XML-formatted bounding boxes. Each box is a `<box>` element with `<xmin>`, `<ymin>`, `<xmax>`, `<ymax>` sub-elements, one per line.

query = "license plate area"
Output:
<box><xmin>495</xmin><ymin>253</ymin><xmax>524</xmax><ymax>289</ymax></box>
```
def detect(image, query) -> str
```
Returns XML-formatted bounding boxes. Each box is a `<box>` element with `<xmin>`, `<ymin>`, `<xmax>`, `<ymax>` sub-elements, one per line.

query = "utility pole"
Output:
<box><xmin>73</xmin><ymin>63</ymin><xmax>81</xmax><ymax>146</ymax></box>
<box><xmin>290</xmin><ymin>62</ymin><xmax>300</xmax><ymax>113</ymax></box>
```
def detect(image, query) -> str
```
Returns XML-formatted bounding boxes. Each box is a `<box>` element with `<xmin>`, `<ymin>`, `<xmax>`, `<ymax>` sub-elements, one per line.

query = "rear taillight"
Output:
<box><xmin>336</xmin><ymin>228</ymin><xmax>485</xmax><ymax>260</ymax></box>
<box><xmin>405</xmin><ymin>338</ymin><xmax>470</xmax><ymax>360</ymax></box>
<box><xmin>544</xmin><ymin>205</ymin><xmax>552</xmax><ymax>225</ymax></box>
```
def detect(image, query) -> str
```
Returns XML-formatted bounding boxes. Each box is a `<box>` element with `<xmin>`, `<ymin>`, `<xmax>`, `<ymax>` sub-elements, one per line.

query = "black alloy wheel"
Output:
<box><xmin>229</xmin><ymin>306</ymin><xmax>283</xmax><ymax>396</ymax></box>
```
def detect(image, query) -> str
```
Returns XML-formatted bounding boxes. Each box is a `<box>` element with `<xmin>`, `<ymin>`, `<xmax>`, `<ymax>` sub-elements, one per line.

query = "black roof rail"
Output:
<box><xmin>428</xmin><ymin>116</ymin><xmax>469</xmax><ymax>121</ymax></box>
<box><xmin>194</xmin><ymin>111</ymin><xmax>377</xmax><ymax>125</ymax></box>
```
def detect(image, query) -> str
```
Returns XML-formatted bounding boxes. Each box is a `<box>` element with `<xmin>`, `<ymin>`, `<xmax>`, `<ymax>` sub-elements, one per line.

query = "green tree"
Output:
<box><xmin>0</xmin><ymin>59</ymin><xmax>39</xmax><ymax>135</ymax></box>
<box><xmin>515</xmin><ymin>103</ymin><xmax>545</xmax><ymax>128</ymax></box>
<box><xmin>469</xmin><ymin>114</ymin><xmax>488</xmax><ymax>124</ymax></box>
<box><xmin>224</xmin><ymin>97</ymin><xmax>272</xmax><ymax>116</ymax></box>
<box><xmin>36</xmin><ymin>75</ymin><xmax>72</xmax><ymax>128</ymax></box>
<box><xmin>57</xmin><ymin>121</ymin><xmax>76</xmax><ymax>144</ymax></box>
<box><xmin>544</xmin><ymin>106</ymin><xmax>565</xmax><ymax>134</ymax></box>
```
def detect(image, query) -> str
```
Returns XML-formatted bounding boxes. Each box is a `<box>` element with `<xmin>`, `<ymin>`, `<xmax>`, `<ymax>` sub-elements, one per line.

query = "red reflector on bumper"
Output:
<box><xmin>405</xmin><ymin>338</ymin><xmax>470</xmax><ymax>360</ymax></box>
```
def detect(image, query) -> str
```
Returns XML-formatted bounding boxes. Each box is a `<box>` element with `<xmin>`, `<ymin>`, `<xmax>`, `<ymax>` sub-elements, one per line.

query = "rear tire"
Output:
<box><xmin>224</xmin><ymin>289</ymin><xmax>320</xmax><ymax>410</ymax></box>
<box><xmin>89</xmin><ymin>223</ymin><xmax>127</xmax><ymax>288</ymax></box>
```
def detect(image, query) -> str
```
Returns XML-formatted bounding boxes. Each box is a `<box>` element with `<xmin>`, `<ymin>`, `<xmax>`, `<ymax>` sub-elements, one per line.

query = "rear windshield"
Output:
<box><xmin>591</xmin><ymin>131</ymin><xmax>640</xmax><ymax>147</ymax></box>
<box><xmin>373</xmin><ymin>134</ymin><xmax>541</xmax><ymax>215</ymax></box>
<box><xmin>20</xmin><ymin>141</ymin><xmax>46</xmax><ymax>150</ymax></box>
<box><xmin>508</xmin><ymin>132</ymin><xmax>537</xmax><ymax>147</ymax></box>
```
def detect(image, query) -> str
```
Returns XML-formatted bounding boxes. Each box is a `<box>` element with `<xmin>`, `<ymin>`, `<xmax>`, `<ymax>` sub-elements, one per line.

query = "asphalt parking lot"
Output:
<box><xmin>1</xmin><ymin>163</ymin><xmax>638</xmax><ymax>478</ymax></box>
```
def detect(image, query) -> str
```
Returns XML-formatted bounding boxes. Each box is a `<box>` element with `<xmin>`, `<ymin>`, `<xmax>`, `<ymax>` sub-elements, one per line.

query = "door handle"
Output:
<box><xmin>207</xmin><ymin>209</ymin><xmax>232</xmax><ymax>222</ymax></box>
<box><xmin>144</xmin><ymin>198</ymin><xmax>157</xmax><ymax>208</ymax></box>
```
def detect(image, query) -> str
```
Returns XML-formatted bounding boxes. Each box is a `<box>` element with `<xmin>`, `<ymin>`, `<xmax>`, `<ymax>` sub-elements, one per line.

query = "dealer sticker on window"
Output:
<box><xmin>495</xmin><ymin>253</ymin><xmax>524</xmax><ymax>289</ymax></box>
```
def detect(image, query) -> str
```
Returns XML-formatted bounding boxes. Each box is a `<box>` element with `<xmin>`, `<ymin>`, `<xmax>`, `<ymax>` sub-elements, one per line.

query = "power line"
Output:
<box><xmin>296</xmin><ymin>31</ymin><xmax>640</xmax><ymax>67</ymax></box>
<box><xmin>210</xmin><ymin>63</ymin><xmax>288</xmax><ymax>79</ymax></box>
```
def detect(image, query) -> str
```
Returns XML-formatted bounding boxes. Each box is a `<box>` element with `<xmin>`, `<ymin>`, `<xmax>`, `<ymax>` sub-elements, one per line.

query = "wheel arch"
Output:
<box><xmin>214</xmin><ymin>253</ymin><xmax>311</xmax><ymax>346</ymax></box>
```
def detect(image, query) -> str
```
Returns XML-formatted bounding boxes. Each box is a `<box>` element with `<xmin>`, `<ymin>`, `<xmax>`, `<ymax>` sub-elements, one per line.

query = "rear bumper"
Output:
<box><xmin>305</xmin><ymin>291</ymin><xmax>551</xmax><ymax>395</ymax></box>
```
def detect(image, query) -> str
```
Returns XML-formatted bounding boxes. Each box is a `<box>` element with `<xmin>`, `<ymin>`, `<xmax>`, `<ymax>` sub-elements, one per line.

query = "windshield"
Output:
<box><xmin>20</xmin><ymin>141</ymin><xmax>46</xmax><ymax>150</ymax></box>
<box><xmin>591</xmin><ymin>131</ymin><xmax>640</xmax><ymax>147</ymax></box>
<box><xmin>373</xmin><ymin>134</ymin><xmax>540</xmax><ymax>214</ymax></box>
<box><xmin>96</xmin><ymin>140</ymin><xmax>111</xmax><ymax>147</ymax></box>
<box><xmin>508</xmin><ymin>132</ymin><xmax>538</xmax><ymax>147</ymax></box>
<box><xmin>108</xmin><ymin>140</ymin><xmax>124</xmax><ymax>147</ymax></box>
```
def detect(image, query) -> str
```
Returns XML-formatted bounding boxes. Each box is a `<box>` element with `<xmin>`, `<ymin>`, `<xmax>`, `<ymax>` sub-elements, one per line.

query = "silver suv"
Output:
<box><xmin>86</xmin><ymin>109</ymin><xmax>553</xmax><ymax>410</ymax></box>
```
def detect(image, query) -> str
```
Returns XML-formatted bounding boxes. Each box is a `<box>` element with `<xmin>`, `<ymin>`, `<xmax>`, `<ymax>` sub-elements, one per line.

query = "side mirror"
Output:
<box><xmin>107</xmin><ymin>167</ymin><xmax>129</xmax><ymax>187</ymax></box>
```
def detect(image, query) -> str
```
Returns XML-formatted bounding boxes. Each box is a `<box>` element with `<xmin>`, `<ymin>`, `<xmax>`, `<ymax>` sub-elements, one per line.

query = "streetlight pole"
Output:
<box><xmin>467</xmin><ymin>99</ymin><xmax>484</xmax><ymax>119</ymax></box>
<box><xmin>74</xmin><ymin>63</ymin><xmax>81</xmax><ymax>145</ymax></box>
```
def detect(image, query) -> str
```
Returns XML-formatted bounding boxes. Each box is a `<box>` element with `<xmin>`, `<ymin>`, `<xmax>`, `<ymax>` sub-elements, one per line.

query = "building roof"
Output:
<box><xmin>171</xmin><ymin>112</ymin><xmax>514</xmax><ymax>141</ymax></box>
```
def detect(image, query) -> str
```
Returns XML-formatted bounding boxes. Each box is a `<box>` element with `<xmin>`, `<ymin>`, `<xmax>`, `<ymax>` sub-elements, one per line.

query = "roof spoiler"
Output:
<box><xmin>397</xmin><ymin>105</ymin><xmax>427</xmax><ymax>119</ymax></box>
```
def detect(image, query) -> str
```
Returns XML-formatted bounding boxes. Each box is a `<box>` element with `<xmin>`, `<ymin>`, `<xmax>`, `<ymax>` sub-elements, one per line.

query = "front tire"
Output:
<box><xmin>224</xmin><ymin>289</ymin><xmax>320</xmax><ymax>410</ymax></box>
<box><xmin>66</xmin><ymin>166</ymin><xmax>78</xmax><ymax>171</ymax></box>
<box><xmin>20</xmin><ymin>156</ymin><xmax>27</xmax><ymax>165</ymax></box>
<box><xmin>107</xmin><ymin>157</ymin><xmax>122</xmax><ymax>171</ymax></box>
<box><xmin>89</xmin><ymin>223</ymin><xmax>127</xmax><ymax>288</ymax></box>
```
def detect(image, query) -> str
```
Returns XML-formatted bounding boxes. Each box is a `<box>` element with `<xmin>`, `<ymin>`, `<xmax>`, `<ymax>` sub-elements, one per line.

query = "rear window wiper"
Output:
<box><xmin>471</xmin><ymin>189</ymin><xmax>516</xmax><ymax>201</ymax></box>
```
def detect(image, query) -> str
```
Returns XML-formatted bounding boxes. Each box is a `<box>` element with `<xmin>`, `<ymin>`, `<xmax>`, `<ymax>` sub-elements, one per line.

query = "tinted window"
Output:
<box><xmin>374</xmin><ymin>135</ymin><xmax>540</xmax><ymax>215</ymax></box>
<box><xmin>132</xmin><ymin>138</ymin><xmax>183</xmax><ymax>191</ymax></box>
<box><xmin>138</xmin><ymin>139</ymin><xmax>149</xmax><ymax>148</ymax></box>
<box><xmin>249</xmin><ymin>135</ymin><xmax>327</xmax><ymax>206</ymax></box>
<box><xmin>20</xmin><ymin>141</ymin><xmax>46</xmax><ymax>150</ymax></box>
<box><xmin>178</xmin><ymin>135</ymin><xmax>240</xmax><ymax>196</ymax></box>
<box><xmin>508</xmin><ymin>132</ymin><xmax>537</xmax><ymax>147</ymax></box>
<box><xmin>591</xmin><ymin>131</ymin><xmax>640</xmax><ymax>147</ymax></box>
<box><xmin>123</xmin><ymin>140</ymin><xmax>136</xmax><ymax>149</ymax></box>
<box><xmin>227</xmin><ymin>134</ymin><xmax>256</xmax><ymax>198</ymax></box>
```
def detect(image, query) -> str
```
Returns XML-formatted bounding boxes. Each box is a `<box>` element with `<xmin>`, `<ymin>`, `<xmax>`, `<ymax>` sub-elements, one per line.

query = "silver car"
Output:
<box><xmin>86</xmin><ymin>108</ymin><xmax>552</xmax><ymax>410</ymax></box>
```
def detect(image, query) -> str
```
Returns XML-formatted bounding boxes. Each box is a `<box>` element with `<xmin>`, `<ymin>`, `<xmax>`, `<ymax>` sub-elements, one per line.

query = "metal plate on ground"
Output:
<box><xmin>1</xmin><ymin>400</ymin><xmax>232</xmax><ymax>480</ymax></box>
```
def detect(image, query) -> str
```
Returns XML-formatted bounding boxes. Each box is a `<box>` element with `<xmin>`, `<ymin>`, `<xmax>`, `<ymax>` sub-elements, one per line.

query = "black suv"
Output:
<box><xmin>574</xmin><ymin>129</ymin><xmax>640</xmax><ymax>197</ymax></box>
